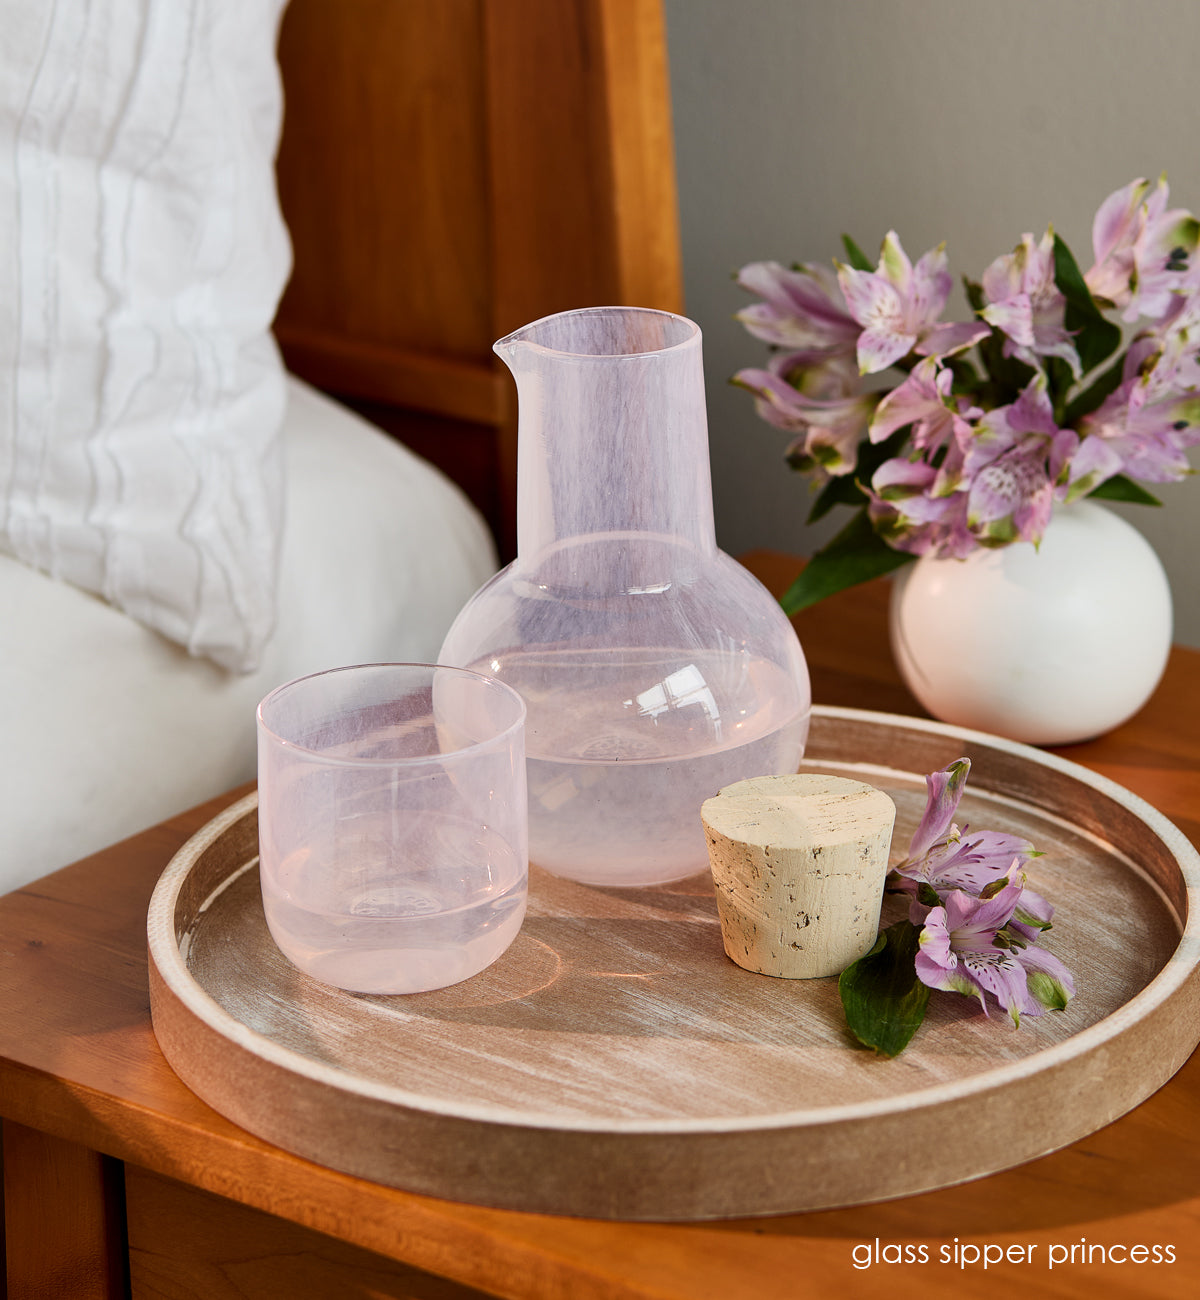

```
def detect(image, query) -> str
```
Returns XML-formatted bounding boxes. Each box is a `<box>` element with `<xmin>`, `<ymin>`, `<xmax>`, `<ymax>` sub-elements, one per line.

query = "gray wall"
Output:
<box><xmin>664</xmin><ymin>0</ymin><xmax>1200</xmax><ymax>647</ymax></box>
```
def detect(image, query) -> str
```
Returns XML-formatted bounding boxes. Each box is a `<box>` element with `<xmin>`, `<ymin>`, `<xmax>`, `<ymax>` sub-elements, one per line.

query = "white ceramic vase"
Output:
<box><xmin>888</xmin><ymin>501</ymin><xmax>1172</xmax><ymax>745</ymax></box>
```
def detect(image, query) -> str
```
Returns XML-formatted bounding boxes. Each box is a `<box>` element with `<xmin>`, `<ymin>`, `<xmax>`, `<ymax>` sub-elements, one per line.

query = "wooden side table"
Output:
<box><xmin>3</xmin><ymin>553</ymin><xmax>1200</xmax><ymax>1299</ymax></box>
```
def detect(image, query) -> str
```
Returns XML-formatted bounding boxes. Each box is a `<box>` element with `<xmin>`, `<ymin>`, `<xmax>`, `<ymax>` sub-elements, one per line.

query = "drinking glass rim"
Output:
<box><xmin>256</xmin><ymin>662</ymin><xmax>527</xmax><ymax>767</ymax></box>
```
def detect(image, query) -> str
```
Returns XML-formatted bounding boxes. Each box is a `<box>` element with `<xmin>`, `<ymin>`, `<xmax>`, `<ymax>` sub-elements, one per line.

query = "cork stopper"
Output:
<box><xmin>701</xmin><ymin>773</ymin><xmax>896</xmax><ymax>979</ymax></box>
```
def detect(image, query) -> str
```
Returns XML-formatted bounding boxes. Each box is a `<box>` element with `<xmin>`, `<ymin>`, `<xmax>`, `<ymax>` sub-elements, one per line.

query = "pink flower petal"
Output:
<box><xmin>967</xmin><ymin>447</ymin><xmax>1052</xmax><ymax>540</ymax></box>
<box><xmin>856</xmin><ymin>325</ymin><xmax>917</xmax><ymax>375</ymax></box>
<box><xmin>919</xmin><ymin>832</ymin><xmax>1036</xmax><ymax>894</ymax></box>
<box><xmin>1061</xmin><ymin>431</ymin><xmax>1123</xmax><ymax>500</ymax></box>
<box><xmin>1017</xmin><ymin>943</ymin><xmax>1076</xmax><ymax>1005</ymax></box>
<box><xmin>837</xmin><ymin>264</ymin><xmax>902</xmax><ymax>328</ymax></box>
<box><xmin>734</xmin><ymin>302</ymin><xmax>804</xmax><ymax>348</ymax></box>
<box><xmin>959</xmin><ymin>950</ymin><xmax>1033</xmax><ymax>1026</ymax></box>
<box><xmin>837</xmin><ymin>262</ymin><xmax>918</xmax><ymax>373</ymax></box>
<box><xmin>943</xmin><ymin>882</ymin><xmax>1023</xmax><ymax>936</ymax></box>
<box><xmin>909</xmin><ymin>243</ymin><xmax>953</xmax><ymax>321</ymax></box>
<box><xmin>917</xmin><ymin>320</ymin><xmax>991</xmax><ymax>357</ymax></box>
<box><xmin>915</xmin><ymin>917</ymin><xmax>986</xmax><ymax>1006</ymax></box>
<box><xmin>868</xmin><ymin>358</ymin><xmax>951</xmax><ymax>441</ymax></box>
<box><xmin>736</xmin><ymin>261</ymin><xmax>860</xmax><ymax>349</ymax></box>
<box><xmin>1091</xmin><ymin>178</ymin><xmax>1152</xmax><ymax>271</ymax></box>
<box><xmin>908</xmin><ymin>758</ymin><xmax>969</xmax><ymax>858</ymax></box>
<box><xmin>1008</xmin><ymin>375</ymin><xmax>1059</xmax><ymax>437</ymax></box>
<box><xmin>878</xmin><ymin>230</ymin><xmax>915</xmax><ymax>296</ymax></box>
<box><xmin>981</xmin><ymin>294</ymin><xmax>1035</xmax><ymax>347</ymax></box>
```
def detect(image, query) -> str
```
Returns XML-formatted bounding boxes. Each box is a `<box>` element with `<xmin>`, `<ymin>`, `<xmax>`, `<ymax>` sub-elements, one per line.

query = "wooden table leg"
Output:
<box><xmin>124</xmin><ymin>1166</ymin><xmax>497</xmax><ymax>1300</ymax></box>
<box><xmin>3</xmin><ymin>1122</ymin><xmax>127</xmax><ymax>1300</ymax></box>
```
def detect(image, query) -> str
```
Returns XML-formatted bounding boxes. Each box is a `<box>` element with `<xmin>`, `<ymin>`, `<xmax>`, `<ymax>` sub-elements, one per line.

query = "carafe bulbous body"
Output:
<box><xmin>439</xmin><ymin>307</ymin><xmax>811</xmax><ymax>886</ymax></box>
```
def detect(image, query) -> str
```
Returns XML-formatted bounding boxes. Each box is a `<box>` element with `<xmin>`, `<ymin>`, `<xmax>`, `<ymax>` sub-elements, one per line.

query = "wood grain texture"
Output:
<box><xmin>3</xmin><ymin>562</ymin><xmax>1200</xmax><ymax>1295</ymax></box>
<box><xmin>275</xmin><ymin>0</ymin><xmax>492</xmax><ymax>360</ymax></box>
<box><xmin>125</xmin><ymin>1166</ymin><xmax>493</xmax><ymax>1300</ymax></box>
<box><xmin>145</xmin><ymin>714</ymin><xmax>1200</xmax><ymax>1220</ymax></box>
<box><xmin>277</xmin><ymin>333</ymin><xmax>508</xmax><ymax>428</ymax></box>
<box><xmin>483</xmin><ymin>0</ymin><xmax>683</xmax><ymax>337</ymax></box>
<box><xmin>273</xmin><ymin>0</ymin><xmax>684</xmax><ymax>557</ymax></box>
<box><xmin>483</xmin><ymin>0</ymin><xmax>683</xmax><ymax>554</ymax></box>
<box><xmin>3</xmin><ymin>1123</ymin><xmax>126</xmax><ymax>1300</ymax></box>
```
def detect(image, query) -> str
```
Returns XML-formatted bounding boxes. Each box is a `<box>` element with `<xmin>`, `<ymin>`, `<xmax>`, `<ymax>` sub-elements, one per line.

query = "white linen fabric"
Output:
<box><xmin>0</xmin><ymin>0</ymin><xmax>291</xmax><ymax>670</ymax></box>
<box><xmin>0</xmin><ymin>378</ymin><xmax>498</xmax><ymax>892</ymax></box>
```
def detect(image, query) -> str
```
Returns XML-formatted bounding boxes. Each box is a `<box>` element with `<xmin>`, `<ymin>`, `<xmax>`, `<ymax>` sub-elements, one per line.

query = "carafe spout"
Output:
<box><xmin>494</xmin><ymin>307</ymin><xmax>719</xmax><ymax>566</ymax></box>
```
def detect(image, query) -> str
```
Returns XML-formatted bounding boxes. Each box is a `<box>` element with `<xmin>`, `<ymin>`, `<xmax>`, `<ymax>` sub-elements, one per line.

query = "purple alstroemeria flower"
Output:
<box><xmin>866</xmin><ymin>458</ymin><xmax>975</xmax><ymax>558</ymax></box>
<box><xmin>735</xmin><ymin>261</ymin><xmax>861</xmax><ymax>353</ymax></box>
<box><xmin>965</xmin><ymin>443</ymin><xmax>1054</xmax><ymax>546</ymax></box>
<box><xmin>837</xmin><ymin>232</ymin><xmax>988</xmax><ymax>375</ymax></box>
<box><xmin>1074</xmin><ymin>389</ymin><xmax>1198</xmax><ymax>485</ymax></box>
<box><xmin>1085</xmin><ymin>176</ymin><xmax>1200</xmax><ymax>322</ymax></box>
<box><xmin>868</xmin><ymin>357</ymin><xmax>980</xmax><ymax>457</ymax></box>
<box><xmin>1086</xmin><ymin>177</ymin><xmax>1156</xmax><ymax>307</ymax></box>
<box><xmin>890</xmin><ymin>759</ymin><xmax>1037</xmax><ymax>920</ymax></box>
<box><xmin>732</xmin><ymin>349</ymin><xmax>879</xmax><ymax>477</ymax></box>
<box><xmin>1076</xmin><ymin>317</ymin><xmax>1200</xmax><ymax>485</ymax></box>
<box><xmin>946</xmin><ymin>374</ymin><xmax>1062</xmax><ymax>512</ymax></box>
<box><xmin>963</xmin><ymin>373</ymin><xmax>1060</xmax><ymax>474</ymax></box>
<box><xmin>1126</xmin><ymin>196</ymin><xmax>1200</xmax><ymax>323</ymax></box>
<box><xmin>870</xmin><ymin>371</ymin><xmax>1072</xmax><ymax>553</ymax></box>
<box><xmin>981</xmin><ymin>230</ymin><xmax>1082</xmax><ymax>379</ymax></box>
<box><xmin>865</xmin><ymin>381</ymin><xmax>1073</xmax><ymax>557</ymax></box>
<box><xmin>732</xmin><ymin>177</ymin><xmax>1199</xmax><ymax>605</ymax></box>
<box><xmin>1005</xmin><ymin>863</ymin><xmax>1056</xmax><ymax>942</ymax></box>
<box><xmin>1051</xmin><ymin>426</ymin><xmax>1119</xmax><ymax>502</ymax></box>
<box><xmin>1152</xmin><ymin>292</ymin><xmax>1200</xmax><ymax>390</ymax></box>
<box><xmin>942</xmin><ymin>374</ymin><xmax>1062</xmax><ymax>545</ymax></box>
<box><xmin>916</xmin><ymin>883</ymin><xmax>1075</xmax><ymax>1026</ymax></box>
<box><xmin>909</xmin><ymin>758</ymin><xmax>971</xmax><ymax>855</ymax></box>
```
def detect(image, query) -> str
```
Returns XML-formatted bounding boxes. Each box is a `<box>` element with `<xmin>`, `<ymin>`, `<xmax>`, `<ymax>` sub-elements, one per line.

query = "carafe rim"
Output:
<box><xmin>494</xmin><ymin>305</ymin><xmax>700</xmax><ymax>362</ymax></box>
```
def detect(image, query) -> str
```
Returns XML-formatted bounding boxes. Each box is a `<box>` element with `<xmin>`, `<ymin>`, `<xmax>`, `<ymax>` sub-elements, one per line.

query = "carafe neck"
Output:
<box><xmin>496</xmin><ymin>308</ymin><xmax>718</xmax><ymax>565</ymax></box>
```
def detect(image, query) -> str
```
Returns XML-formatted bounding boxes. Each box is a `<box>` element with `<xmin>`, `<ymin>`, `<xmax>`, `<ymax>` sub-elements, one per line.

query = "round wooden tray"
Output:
<box><xmin>147</xmin><ymin>706</ymin><xmax>1200</xmax><ymax>1221</ymax></box>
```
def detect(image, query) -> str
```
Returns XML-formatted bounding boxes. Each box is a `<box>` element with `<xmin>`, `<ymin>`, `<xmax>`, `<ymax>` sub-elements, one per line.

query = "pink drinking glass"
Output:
<box><xmin>256</xmin><ymin>663</ymin><xmax>527</xmax><ymax>994</ymax></box>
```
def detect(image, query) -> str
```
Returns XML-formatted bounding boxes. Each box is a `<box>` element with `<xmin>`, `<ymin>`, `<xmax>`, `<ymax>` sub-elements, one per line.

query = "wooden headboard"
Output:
<box><xmin>272</xmin><ymin>0</ymin><xmax>684</xmax><ymax>559</ymax></box>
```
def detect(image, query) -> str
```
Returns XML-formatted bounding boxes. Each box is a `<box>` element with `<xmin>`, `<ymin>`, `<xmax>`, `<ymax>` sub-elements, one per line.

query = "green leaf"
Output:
<box><xmin>855</xmin><ymin>426</ymin><xmax>911</xmax><ymax>477</ymax></box>
<box><xmin>841</xmin><ymin>234</ymin><xmax>874</xmax><ymax>272</ymax></box>
<box><xmin>1053</xmin><ymin>233</ymin><xmax>1122</xmax><ymax>375</ymax></box>
<box><xmin>780</xmin><ymin>508</ymin><xmax>915</xmax><ymax>615</ymax></box>
<box><xmin>980</xmin><ymin>341</ymin><xmax>1037</xmax><ymax>401</ymax></box>
<box><xmin>944</xmin><ymin>355</ymin><xmax>981</xmax><ymax>393</ymax></box>
<box><xmin>1051</xmin><ymin>232</ymin><xmax>1094</xmax><ymax>306</ymax></box>
<box><xmin>1087</xmin><ymin>474</ymin><xmax>1163</xmax><ymax>506</ymax></box>
<box><xmin>963</xmin><ymin>276</ymin><xmax>986</xmax><ymax>313</ymax></box>
<box><xmin>1045</xmin><ymin>355</ymin><xmax>1076</xmax><ymax>415</ymax></box>
<box><xmin>838</xmin><ymin>920</ymin><xmax>931</xmax><ymax>1058</ymax></box>
<box><xmin>806</xmin><ymin>473</ymin><xmax>867</xmax><ymax>524</ymax></box>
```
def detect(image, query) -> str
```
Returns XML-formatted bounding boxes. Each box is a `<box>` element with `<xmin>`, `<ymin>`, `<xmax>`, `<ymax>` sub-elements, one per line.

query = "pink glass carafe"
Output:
<box><xmin>439</xmin><ymin>307</ymin><xmax>811</xmax><ymax>886</ymax></box>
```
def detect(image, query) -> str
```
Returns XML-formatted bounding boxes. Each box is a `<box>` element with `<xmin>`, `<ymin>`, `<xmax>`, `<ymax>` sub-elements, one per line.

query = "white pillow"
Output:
<box><xmin>0</xmin><ymin>0</ymin><xmax>291</xmax><ymax>671</ymax></box>
<box><xmin>0</xmin><ymin>377</ymin><xmax>498</xmax><ymax>892</ymax></box>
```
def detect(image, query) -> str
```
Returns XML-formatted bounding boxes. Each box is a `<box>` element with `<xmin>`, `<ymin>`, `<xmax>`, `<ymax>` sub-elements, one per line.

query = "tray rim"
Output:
<box><xmin>147</xmin><ymin>704</ymin><xmax>1200</xmax><ymax>1136</ymax></box>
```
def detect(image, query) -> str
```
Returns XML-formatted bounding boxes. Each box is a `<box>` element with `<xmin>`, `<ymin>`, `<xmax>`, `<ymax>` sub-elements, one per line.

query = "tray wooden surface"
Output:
<box><xmin>147</xmin><ymin>705</ymin><xmax>1200</xmax><ymax>1221</ymax></box>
